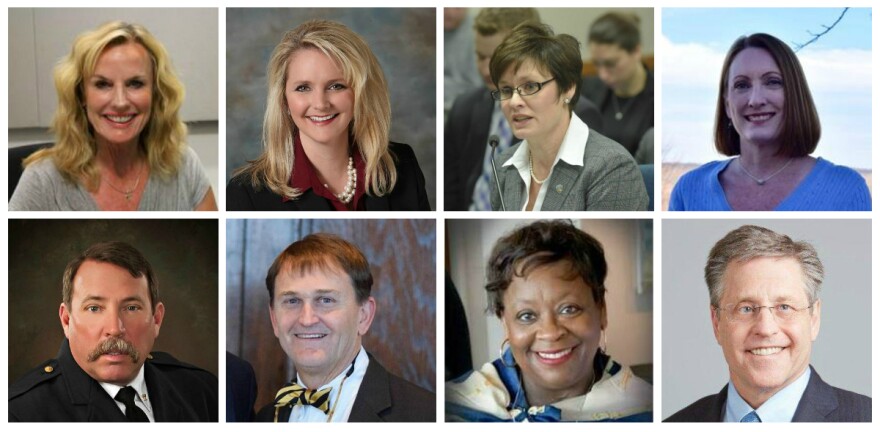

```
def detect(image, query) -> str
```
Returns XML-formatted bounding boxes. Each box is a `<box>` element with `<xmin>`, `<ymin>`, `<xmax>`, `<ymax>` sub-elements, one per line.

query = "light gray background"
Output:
<box><xmin>226</xmin><ymin>8</ymin><xmax>437</xmax><ymax>209</ymax></box>
<box><xmin>662</xmin><ymin>219</ymin><xmax>871</xmax><ymax>419</ymax></box>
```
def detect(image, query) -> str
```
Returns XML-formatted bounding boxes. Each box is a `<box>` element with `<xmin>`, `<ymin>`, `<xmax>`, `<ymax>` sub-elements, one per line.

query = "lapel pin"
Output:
<box><xmin>555</xmin><ymin>184</ymin><xmax>563</xmax><ymax>193</ymax></box>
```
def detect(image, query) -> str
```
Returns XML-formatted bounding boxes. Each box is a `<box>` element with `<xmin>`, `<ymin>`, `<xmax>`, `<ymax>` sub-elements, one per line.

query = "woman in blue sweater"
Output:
<box><xmin>669</xmin><ymin>33</ymin><xmax>870</xmax><ymax>211</ymax></box>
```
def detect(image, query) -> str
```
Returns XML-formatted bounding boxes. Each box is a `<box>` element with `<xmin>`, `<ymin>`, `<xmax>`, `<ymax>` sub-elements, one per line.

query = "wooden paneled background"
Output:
<box><xmin>226</xmin><ymin>219</ymin><xmax>436</xmax><ymax>411</ymax></box>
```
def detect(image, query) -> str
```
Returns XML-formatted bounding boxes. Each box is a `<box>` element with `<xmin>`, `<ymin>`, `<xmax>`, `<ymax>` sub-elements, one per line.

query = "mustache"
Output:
<box><xmin>87</xmin><ymin>337</ymin><xmax>140</xmax><ymax>363</ymax></box>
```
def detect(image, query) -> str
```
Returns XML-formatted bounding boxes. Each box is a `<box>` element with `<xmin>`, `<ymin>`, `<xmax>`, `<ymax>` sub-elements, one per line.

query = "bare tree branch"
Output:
<box><xmin>793</xmin><ymin>8</ymin><xmax>850</xmax><ymax>52</ymax></box>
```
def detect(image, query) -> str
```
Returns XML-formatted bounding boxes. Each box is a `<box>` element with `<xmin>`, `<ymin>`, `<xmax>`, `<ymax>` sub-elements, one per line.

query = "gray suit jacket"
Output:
<box><xmin>490</xmin><ymin>127</ymin><xmax>647</xmax><ymax>211</ymax></box>
<box><xmin>444</xmin><ymin>88</ymin><xmax>603</xmax><ymax>211</ymax></box>
<box><xmin>664</xmin><ymin>366</ymin><xmax>871</xmax><ymax>422</ymax></box>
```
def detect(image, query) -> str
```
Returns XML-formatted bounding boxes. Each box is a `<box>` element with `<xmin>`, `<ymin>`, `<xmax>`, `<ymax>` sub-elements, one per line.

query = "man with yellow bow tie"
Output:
<box><xmin>256</xmin><ymin>233</ymin><xmax>434</xmax><ymax>422</ymax></box>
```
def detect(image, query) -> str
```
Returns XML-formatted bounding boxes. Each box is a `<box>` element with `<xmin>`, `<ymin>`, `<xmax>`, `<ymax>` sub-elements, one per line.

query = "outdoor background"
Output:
<box><xmin>661</xmin><ymin>8</ymin><xmax>872</xmax><ymax>209</ymax></box>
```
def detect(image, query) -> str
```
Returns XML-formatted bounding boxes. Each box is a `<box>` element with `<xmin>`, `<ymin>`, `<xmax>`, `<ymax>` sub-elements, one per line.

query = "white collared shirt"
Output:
<box><xmin>501</xmin><ymin>114</ymin><xmax>589</xmax><ymax>210</ymax></box>
<box><xmin>724</xmin><ymin>367</ymin><xmax>811</xmax><ymax>422</ymax></box>
<box><xmin>288</xmin><ymin>346</ymin><xmax>369</xmax><ymax>422</ymax></box>
<box><xmin>100</xmin><ymin>366</ymin><xmax>155</xmax><ymax>422</ymax></box>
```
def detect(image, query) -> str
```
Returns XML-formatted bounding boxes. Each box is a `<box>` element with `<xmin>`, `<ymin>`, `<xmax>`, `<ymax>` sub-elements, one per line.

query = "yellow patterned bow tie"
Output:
<box><xmin>274</xmin><ymin>382</ymin><xmax>331</xmax><ymax>414</ymax></box>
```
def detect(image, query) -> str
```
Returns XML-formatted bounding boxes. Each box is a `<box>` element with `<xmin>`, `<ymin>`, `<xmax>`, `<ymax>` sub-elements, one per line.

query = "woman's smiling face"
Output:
<box><xmin>285</xmin><ymin>47</ymin><xmax>355</xmax><ymax>148</ymax></box>
<box><xmin>501</xmin><ymin>260</ymin><xmax>606</xmax><ymax>405</ymax></box>
<box><xmin>725</xmin><ymin>47</ymin><xmax>786</xmax><ymax>149</ymax></box>
<box><xmin>84</xmin><ymin>42</ymin><xmax>153</xmax><ymax>148</ymax></box>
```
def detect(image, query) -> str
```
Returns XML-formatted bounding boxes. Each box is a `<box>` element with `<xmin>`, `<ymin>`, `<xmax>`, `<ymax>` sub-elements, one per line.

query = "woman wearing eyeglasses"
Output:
<box><xmin>489</xmin><ymin>23</ymin><xmax>647</xmax><ymax>211</ymax></box>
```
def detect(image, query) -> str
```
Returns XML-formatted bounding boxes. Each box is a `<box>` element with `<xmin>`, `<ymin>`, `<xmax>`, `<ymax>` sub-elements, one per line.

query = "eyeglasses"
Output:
<box><xmin>715</xmin><ymin>302</ymin><xmax>815</xmax><ymax>323</ymax></box>
<box><xmin>491</xmin><ymin>78</ymin><xmax>555</xmax><ymax>101</ymax></box>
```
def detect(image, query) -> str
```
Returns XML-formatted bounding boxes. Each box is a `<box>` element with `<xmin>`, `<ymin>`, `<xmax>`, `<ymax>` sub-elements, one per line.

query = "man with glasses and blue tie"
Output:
<box><xmin>666</xmin><ymin>225</ymin><xmax>870</xmax><ymax>422</ymax></box>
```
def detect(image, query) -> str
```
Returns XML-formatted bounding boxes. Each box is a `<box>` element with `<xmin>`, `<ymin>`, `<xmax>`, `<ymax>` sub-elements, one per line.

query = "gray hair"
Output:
<box><xmin>705</xmin><ymin>225</ymin><xmax>823</xmax><ymax>307</ymax></box>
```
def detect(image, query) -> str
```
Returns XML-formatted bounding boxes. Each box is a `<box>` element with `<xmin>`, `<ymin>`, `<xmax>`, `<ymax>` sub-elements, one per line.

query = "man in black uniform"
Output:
<box><xmin>8</xmin><ymin>241</ymin><xmax>217</xmax><ymax>422</ymax></box>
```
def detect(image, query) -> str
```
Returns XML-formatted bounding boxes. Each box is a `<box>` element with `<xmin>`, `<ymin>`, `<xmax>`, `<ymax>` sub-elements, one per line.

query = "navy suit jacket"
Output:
<box><xmin>256</xmin><ymin>353</ymin><xmax>435</xmax><ymax>422</ymax></box>
<box><xmin>444</xmin><ymin>87</ymin><xmax>603</xmax><ymax>211</ymax></box>
<box><xmin>226</xmin><ymin>352</ymin><xmax>257</xmax><ymax>422</ymax></box>
<box><xmin>665</xmin><ymin>366</ymin><xmax>871</xmax><ymax>422</ymax></box>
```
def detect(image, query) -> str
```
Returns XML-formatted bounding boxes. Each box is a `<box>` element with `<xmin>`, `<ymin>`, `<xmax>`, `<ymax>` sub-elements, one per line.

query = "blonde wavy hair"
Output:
<box><xmin>25</xmin><ymin>21</ymin><xmax>187</xmax><ymax>191</ymax></box>
<box><xmin>237</xmin><ymin>19</ymin><xmax>397</xmax><ymax>199</ymax></box>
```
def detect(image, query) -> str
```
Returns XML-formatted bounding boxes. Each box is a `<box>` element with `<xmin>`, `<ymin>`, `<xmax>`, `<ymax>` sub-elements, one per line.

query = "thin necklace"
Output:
<box><xmin>322</xmin><ymin>157</ymin><xmax>356</xmax><ymax>203</ymax></box>
<box><xmin>611</xmin><ymin>93</ymin><xmax>635</xmax><ymax>121</ymax></box>
<box><xmin>738</xmin><ymin>156</ymin><xmax>794</xmax><ymax>186</ymax></box>
<box><xmin>104</xmin><ymin>161</ymin><xmax>144</xmax><ymax>201</ymax></box>
<box><xmin>528</xmin><ymin>152</ymin><xmax>550</xmax><ymax>184</ymax></box>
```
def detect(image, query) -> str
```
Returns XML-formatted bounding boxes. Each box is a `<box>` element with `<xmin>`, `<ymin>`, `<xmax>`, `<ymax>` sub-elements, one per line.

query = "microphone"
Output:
<box><xmin>488</xmin><ymin>134</ymin><xmax>507</xmax><ymax>211</ymax></box>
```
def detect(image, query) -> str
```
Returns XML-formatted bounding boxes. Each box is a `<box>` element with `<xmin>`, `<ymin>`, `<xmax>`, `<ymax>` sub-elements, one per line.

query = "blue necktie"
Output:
<box><xmin>741</xmin><ymin>410</ymin><xmax>762</xmax><ymax>422</ymax></box>
<box><xmin>471</xmin><ymin>112</ymin><xmax>512</xmax><ymax>210</ymax></box>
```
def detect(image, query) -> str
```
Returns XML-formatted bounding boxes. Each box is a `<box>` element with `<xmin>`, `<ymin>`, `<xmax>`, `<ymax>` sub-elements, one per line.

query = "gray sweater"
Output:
<box><xmin>9</xmin><ymin>147</ymin><xmax>210</xmax><ymax>211</ymax></box>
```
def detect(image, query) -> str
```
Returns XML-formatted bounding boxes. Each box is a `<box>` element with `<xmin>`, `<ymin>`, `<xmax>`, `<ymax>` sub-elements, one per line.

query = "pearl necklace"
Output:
<box><xmin>528</xmin><ymin>153</ymin><xmax>549</xmax><ymax>184</ymax></box>
<box><xmin>323</xmin><ymin>157</ymin><xmax>356</xmax><ymax>203</ymax></box>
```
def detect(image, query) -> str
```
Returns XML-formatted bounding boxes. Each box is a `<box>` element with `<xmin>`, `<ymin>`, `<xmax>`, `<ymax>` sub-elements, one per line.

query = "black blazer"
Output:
<box><xmin>256</xmin><ymin>353</ymin><xmax>435</xmax><ymax>422</ymax></box>
<box><xmin>444</xmin><ymin>87</ymin><xmax>604</xmax><ymax>211</ymax></box>
<box><xmin>9</xmin><ymin>339</ymin><xmax>218</xmax><ymax>422</ymax></box>
<box><xmin>665</xmin><ymin>366</ymin><xmax>871</xmax><ymax>422</ymax></box>
<box><xmin>227</xmin><ymin>142</ymin><xmax>430</xmax><ymax>211</ymax></box>
<box><xmin>226</xmin><ymin>352</ymin><xmax>257</xmax><ymax>422</ymax></box>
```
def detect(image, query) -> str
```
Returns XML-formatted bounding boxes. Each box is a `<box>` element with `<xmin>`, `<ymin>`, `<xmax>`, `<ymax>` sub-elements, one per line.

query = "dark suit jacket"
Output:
<box><xmin>665</xmin><ymin>366</ymin><xmax>871</xmax><ymax>422</ymax></box>
<box><xmin>491</xmin><ymin>128</ymin><xmax>648</xmax><ymax>211</ymax></box>
<box><xmin>226</xmin><ymin>352</ymin><xmax>257</xmax><ymax>422</ymax></box>
<box><xmin>9</xmin><ymin>339</ymin><xmax>218</xmax><ymax>422</ymax></box>
<box><xmin>256</xmin><ymin>353</ymin><xmax>435</xmax><ymax>422</ymax></box>
<box><xmin>227</xmin><ymin>142</ymin><xmax>430</xmax><ymax>211</ymax></box>
<box><xmin>444</xmin><ymin>87</ymin><xmax>603</xmax><ymax>211</ymax></box>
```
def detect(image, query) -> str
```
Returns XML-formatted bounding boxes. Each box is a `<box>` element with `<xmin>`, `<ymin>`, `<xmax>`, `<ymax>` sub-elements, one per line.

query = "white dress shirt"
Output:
<box><xmin>288</xmin><ymin>346</ymin><xmax>369</xmax><ymax>422</ymax></box>
<box><xmin>99</xmin><ymin>366</ymin><xmax>155</xmax><ymax>422</ymax></box>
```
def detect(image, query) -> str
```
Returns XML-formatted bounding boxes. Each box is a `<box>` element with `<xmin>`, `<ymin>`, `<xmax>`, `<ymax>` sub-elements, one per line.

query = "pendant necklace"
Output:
<box><xmin>104</xmin><ymin>161</ymin><xmax>144</xmax><ymax>201</ymax></box>
<box><xmin>738</xmin><ymin>157</ymin><xmax>794</xmax><ymax>186</ymax></box>
<box><xmin>611</xmin><ymin>93</ymin><xmax>635</xmax><ymax>121</ymax></box>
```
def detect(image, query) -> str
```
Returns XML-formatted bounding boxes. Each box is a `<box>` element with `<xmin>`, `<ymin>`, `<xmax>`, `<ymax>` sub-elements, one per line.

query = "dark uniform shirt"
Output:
<box><xmin>581</xmin><ymin>66</ymin><xmax>654</xmax><ymax>156</ymax></box>
<box><xmin>9</xmin><ymin>339</ymin><xmax>217</xmax><ymax>422</ymax></box>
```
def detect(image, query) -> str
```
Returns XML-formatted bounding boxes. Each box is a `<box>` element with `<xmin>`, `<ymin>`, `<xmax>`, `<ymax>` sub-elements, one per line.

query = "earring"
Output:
<box><xmin>564</xmin><ymin>98</ymin><xmax>571</xmax><ymax>104</ymax></box>
<box><xmin>500</xmin><ymin>339</ymin><xmax>516</xmax><ymax>368</ymax></box>
<box><xmin>600</xmin><ymin>329</ymin><xmax>607</xmax><ymax>354</ymax></box>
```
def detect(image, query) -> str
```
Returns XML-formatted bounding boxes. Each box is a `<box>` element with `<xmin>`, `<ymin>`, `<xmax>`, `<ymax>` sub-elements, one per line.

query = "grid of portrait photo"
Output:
<box><xmin>3</xmin><ymin>1</ymin><xmax>875</xmax><ymax>430</ymax></box>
